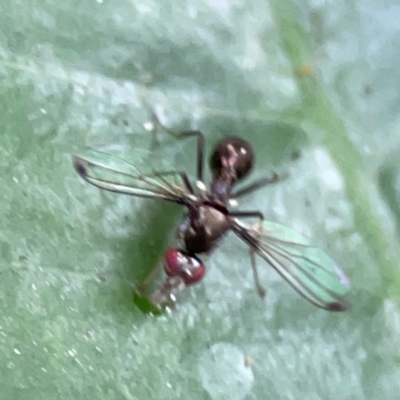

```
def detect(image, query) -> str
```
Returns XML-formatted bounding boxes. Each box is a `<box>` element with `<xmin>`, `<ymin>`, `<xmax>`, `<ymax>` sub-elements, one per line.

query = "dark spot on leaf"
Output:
<box><xmin>364</xmin><ymin>85</ymin><xmax>372</xmax><ymax>96</ymax></box>
<box><xmin>290</xmin><ymin>150</ymin><xmax>301</xmax><ymax>160</ymax></box>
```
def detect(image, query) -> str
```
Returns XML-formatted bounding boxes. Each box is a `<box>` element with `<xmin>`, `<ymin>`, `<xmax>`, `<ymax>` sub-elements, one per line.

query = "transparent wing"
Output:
<box><xmin>233</xmin><ymin>220</ymin><xmax>350</xmax><ymax>311</ymax></box>
<box><xmin>72</xmin><ymin>145</ymin><xmax>193</xmax><ymax>203</ymax></box>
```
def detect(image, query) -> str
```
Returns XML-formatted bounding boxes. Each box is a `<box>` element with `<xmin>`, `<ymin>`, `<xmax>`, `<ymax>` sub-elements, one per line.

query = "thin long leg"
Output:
<box><xmin>152</xmin><ymin>113</ymin><xmax>205</xmax><ymax>182</ymax></box>
<box><xmin>250</xmin><ymin>250</ymin><xmax>266</xmax><ymax>298</ymax></box>
<box><xmin>230</xmin><ymin>213</ymin><xmax>266</xmax><ymax>297</ymax></box>
<box><xmin>229</xmin><ymin>210</ymin><xmax>264</xmax><ymax>220</ymax></box>
<box><xmin>151</xmin><ymin>170</ymin><xmax>194</xmax><ymax>194</ymax></box>
<box><xmin>230</xmin><ymin>172</ymin><xmax>281</xmax><ymax>199</ymax></box>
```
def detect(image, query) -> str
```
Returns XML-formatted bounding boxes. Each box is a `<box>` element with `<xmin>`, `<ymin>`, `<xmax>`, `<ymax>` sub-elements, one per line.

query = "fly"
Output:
<box><xmin>72</xmin><ymin>117</ymin><xmax>350</xmax><ymax>312</ymax></box>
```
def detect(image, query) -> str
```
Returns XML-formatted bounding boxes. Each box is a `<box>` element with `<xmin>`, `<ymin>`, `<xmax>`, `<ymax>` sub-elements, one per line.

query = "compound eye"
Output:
<box><xmin>164</xmin><ymin>249</ymin><xmax>206</xmax><ymax>285</ymax></box>
<box><xmin>210</xmin><ymin>136</ymin><xmax>254</xmax><ymax>182</ymax></box>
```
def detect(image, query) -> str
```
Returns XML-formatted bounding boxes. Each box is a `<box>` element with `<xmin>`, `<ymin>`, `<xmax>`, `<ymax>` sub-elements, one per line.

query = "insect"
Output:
<box><xmin>73</xmin><ymin>118</ymin><xmax>350</xmax><ymax>311</ymax></box>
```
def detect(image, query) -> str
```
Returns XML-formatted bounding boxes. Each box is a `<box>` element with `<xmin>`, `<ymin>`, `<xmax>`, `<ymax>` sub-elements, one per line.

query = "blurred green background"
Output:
<box><xmin>1</xmin><ymin>0</ymin><xmax>400</xmax><ymax>399</ymax></box>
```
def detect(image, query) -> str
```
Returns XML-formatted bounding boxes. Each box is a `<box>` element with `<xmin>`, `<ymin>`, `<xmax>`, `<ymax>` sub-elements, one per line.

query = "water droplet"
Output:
<box><xmin>143</xmin><ymin>121</ymin><xmax>154</xmax><ymax>131</ymax></box>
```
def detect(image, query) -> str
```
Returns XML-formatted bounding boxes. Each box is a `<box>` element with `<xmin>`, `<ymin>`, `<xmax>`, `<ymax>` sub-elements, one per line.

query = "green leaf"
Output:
<box><xmin>1</xmin><ymin>0</ymin><xmax>399</xmax><ymax>399</ymax></box>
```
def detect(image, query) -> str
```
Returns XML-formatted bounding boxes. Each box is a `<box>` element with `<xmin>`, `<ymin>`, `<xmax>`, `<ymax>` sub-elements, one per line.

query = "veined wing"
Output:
<box><xmin>73</xmin><ymin>145</ymin><xmax>193</xmax><ymax>203</ymax></box>
<box><xmin>233</xmin><ymin>220</ymin><xmax>350</xmax><ymax>311</ymax></box>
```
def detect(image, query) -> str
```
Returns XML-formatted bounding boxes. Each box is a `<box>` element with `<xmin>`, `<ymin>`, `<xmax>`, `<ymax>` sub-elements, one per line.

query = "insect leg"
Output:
<box><xmin>229</xmin><ymin>210</ymin><xmax>264</xmax><ymax>220</ymax></box>
<box><xmin>250</xmin><ymin>249</ymin><xmax>266</xmax><ymax>298</ymax></box>
<box><xmin>230</xmin><ymin>212</ymin><xmax>267</xmax><ymax>297</ymax></box>
<box><xmin>230</xmin><ymin>172</ymin><xmax>282</xmax><ymax>199</ymax></box>
<box><xmin>152</xmin><ymin>113</ymin><xmax>205</xmax><ymax>182</ymax></box>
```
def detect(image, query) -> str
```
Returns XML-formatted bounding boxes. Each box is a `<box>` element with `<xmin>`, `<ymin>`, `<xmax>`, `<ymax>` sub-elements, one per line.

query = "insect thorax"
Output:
<box><xmin>182</xmin><ymin>204</ymin><xmax>230</xmax><ymax>254</ymax></box>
